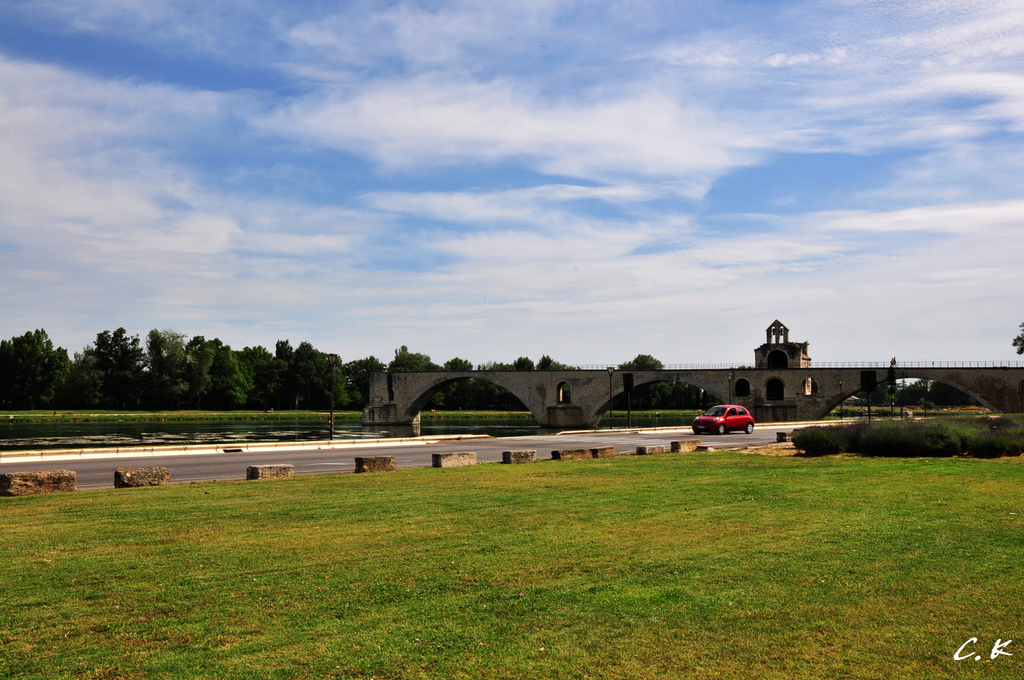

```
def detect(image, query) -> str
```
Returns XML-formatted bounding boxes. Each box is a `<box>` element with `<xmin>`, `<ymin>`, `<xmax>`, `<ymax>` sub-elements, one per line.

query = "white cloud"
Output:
<box><xmin>259</xmin><ymin>75</ymin><xmax>753</xmax><ymax>191</ymax></box>
<box><xmin>3</xmin><ymin>1</ymin><xmax>1024</xmax><ymax>365</ymax></box>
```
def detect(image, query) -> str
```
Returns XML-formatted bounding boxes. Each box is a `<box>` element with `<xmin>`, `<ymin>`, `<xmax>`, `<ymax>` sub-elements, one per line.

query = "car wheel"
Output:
<box><xmin>745</xmin><ymin>422</ymin><xmax>754</xmax><ymax>434</ymax></box>
<box><xmin>717</xmin><ymin>424</ymin><xmax>726</xmax><ymax>435</ymax></box>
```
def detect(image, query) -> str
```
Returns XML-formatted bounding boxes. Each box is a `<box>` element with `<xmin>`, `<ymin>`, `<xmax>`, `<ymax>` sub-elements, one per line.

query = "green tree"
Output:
<box><xmin>63</xmin><ymin>347</ymin><xmax>103</xmax><ymax>408</ymax></box>
<box><xmin>389</xmin><ymin>346</ymin><xmax>440</xmax><ymax>372</ymax></box>
<box><xmin>618</xmin><ymin>354</ymin><xmax>664</xmax><ymax>371</ymax></box>
<box><xmin>183</xmin><ymin>336</ymin><xmax>215</xmax><ymax>409</ymax></box>
<box><xmin>537</xmin><ymin>355</ymin><xmax>574</xmax><ymax>370</ymax></box>
<box><xmin>238</xmin><ymin>345</ymin><xmax>284</xmax><ymax>410</ymax></box>
<box><xmin>444</xmin><ymin>357</ymin><xmax>474</xmax><ymax>372</ymax></box>
<box><xmin>275</xmin><ymin>340</ymin><xmax>297</xmax><ymax>409</ymax></box>
<box><xmin>0</xmin><ymin>329</ymin><xmax>70</xmax><ymax>409</ymax></box>
<box><xmin>290</xmin><ymin>341</ymin><xmax>327</xmax><ymax>409</ymax></box>
<box><xmin>1014</xmin><ymin>322</ymin><xmax>1024</xmax><ymax>355</ymax></box>
<box><xmin>206</xmin><ymin>340</ymin><xmax>251</xmax><ymax>409</ymax></box>
<box><xmin>513</xmin><ymin>356</ymin><xmax>535</xmax><ymax>371</ymax></box>
<box><xmin>145</xmin><ymin>329</ymin><xmax>186</xmax><ymax>409</ymax></box>
<box><xmin>94</xmin><ymin>328</ymin><xmax>145</xmax><ymax>409</ymax></box>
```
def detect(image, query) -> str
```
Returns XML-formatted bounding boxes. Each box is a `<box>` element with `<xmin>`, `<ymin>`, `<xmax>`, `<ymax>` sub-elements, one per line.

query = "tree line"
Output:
<box><xmin>5</xmin><ymin>328</ymin><xmax>996</xmax><ymax>412</ymax></box>
<box><xmin>0</xmin><ymin>330</ymin><xmax>716</xmax><ymax>412</ymax></box>
<box><xmin>0</xmin><ymin>328</ymin><xmax>383</xmax><ymax>412</ymax></box>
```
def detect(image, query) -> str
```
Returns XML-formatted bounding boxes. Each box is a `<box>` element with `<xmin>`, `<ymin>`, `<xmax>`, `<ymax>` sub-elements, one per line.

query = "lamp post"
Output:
<box><xmin>327</xmin><ymin>353</ymin><xmax>338</xmax><ymax>441</ymax></box>
<box><xmin>607</xmin><ymin>367</ymin><xmax>615</xmax><ymax>429</ymax></box>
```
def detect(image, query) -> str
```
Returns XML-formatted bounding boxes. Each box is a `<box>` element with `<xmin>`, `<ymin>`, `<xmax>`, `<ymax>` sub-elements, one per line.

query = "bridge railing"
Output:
<box><xmin>569</xmin><ymin>361</ymin><xmax>1024</xmax><ymax>370</ymax></box>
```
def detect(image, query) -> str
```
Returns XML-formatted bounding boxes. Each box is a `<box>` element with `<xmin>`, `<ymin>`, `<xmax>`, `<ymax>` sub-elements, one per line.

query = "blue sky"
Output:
<box><xmin>1</xmin><ymin>0</ymin><xmax>1023</xmax><ymax>365</ymax></box>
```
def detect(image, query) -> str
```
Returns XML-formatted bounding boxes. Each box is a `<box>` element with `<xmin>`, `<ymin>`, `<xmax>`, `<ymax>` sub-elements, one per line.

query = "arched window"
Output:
<box><xmin>557</xmin><ymin>381</ymin><xmax>572</xmax><ymax>404</ymax></box>
<box><xmin>767</xmin><ymin>350</ymin><xmax>789</xmax><ymax>369</ymax></box>
<box><xmin>766</xmin><ymin>378</ymin><xmax>785</xmax><ymax>401</ymax></box>
<box><xmin>734</xmin><ymin>378</ymin><xmax>751</xmax><ymax>397</ymax></box>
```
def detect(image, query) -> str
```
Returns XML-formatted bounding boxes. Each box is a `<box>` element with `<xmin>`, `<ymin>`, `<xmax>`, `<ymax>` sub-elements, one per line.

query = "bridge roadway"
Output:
<box><xmin>0</xmin><ymin>425</ymin><xmax>800</xmax><ymax>490</ymax></box>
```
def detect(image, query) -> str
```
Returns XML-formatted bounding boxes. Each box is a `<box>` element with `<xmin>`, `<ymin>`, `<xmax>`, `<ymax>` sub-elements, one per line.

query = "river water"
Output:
<box><xmin>0</xmin><ymin>414</ymin><xmax>693</xmax><ymax>451</ymax></box>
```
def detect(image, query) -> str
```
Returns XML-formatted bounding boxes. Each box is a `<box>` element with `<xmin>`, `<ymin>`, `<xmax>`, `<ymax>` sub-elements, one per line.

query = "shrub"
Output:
<box><xmin>827</xmin><ymin>417</ymin><xmax>1024</xmax><ymax>458</ymax></box>
<box><xmin>839</xmin><ymin>421</ymin><xmax>872</xmax><ymax>453</ymax></box>
<box><xmin>964</xmin><ymin>434</ymin><xmax>1015</xmax><ymax>459</ymax></box>
<box><xmin>857</xmin><ymin>421</ymin><xmax>961</xmax><ymax>458</ymax></box>
<box><xmin>792</xmin><ymin>426</ymin><xmax>845</xmax><ymax>456</ymax></box>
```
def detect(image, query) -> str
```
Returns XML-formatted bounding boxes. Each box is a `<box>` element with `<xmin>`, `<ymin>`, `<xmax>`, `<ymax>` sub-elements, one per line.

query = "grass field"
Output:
<box><xmin>2</xmin><ymin>449</ymin><xmax>1023</xmax><ymax>679</ymax></box>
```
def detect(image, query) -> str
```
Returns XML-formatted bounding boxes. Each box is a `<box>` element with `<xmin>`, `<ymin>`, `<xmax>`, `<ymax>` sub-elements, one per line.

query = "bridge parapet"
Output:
<box><xmin>363</xmin><ymin>366</ymin><xmax>1024</xmax><ymax>428</ymax></box>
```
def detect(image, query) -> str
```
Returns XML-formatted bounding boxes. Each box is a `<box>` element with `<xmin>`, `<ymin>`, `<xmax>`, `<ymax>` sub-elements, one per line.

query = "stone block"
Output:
<box><xmin>695</xmin><ymin>445</ymin><xmax>715</xmax><ymax>452</ymax></box>
<box><xmin>0</xmin><ymin>470</ymin><xmax>77</xmax><ymax>496</ymax></box>
<box><xmin>776</xmin><ymin>432</ymin><xmax>790</xmax><ymax>442</ymax></box>
<box><xmin>246</xmin><ymin>464</ymin><xmax>295</xmax><ymax>480</ymax></box>
<box><xmin>551</xmin><ymin>448</ymin><xmax>591</xmax><ymax>461</ymax></box>
<box><xmin>114</xmin><ymin>467</ymin><xmax>170</xmax><ymax>488</ymax></box>
<box><xmin>590</xmin><ymin>446</ymin><xmax>616</xmax><ymax>458</ymax></box>
<box><xmin>432</xmin><ymin>452</ymin><xmax>477</xmax><ymax>468</ymax></box>
<box><xmin>671</xmin><ymin>440</ymin><xmax>701</xmax><ymax>452</ymax></box>
<box><xmin>636</xmin><ymin>445</ymin><xmax>667</xmax><ymax>455</ymax></box>
<box><xmin>354</xmin><ymin>456</ymin><xmax>396</xmax><ymax>473</ymax></box>
<box><xmin>501</xmin><ymin>450</ymin><xmax>537</xmax><ymax>464</ymax></box>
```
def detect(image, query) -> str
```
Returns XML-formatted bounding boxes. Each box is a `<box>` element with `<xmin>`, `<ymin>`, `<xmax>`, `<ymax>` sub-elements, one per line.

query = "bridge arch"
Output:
<box><xmin>586</xmin><ymin>371</ymin><xmax>727</xmax><ymax>424</ymax></box>
<box><xmin>400</xmin><ymin>372</ymin><xmax>543</xmax><ymax>423</ymax></box>
<box><xmin>884</xmin><ymin>371</ymin><xmax>990</xmax><ymax>411</ymax></box>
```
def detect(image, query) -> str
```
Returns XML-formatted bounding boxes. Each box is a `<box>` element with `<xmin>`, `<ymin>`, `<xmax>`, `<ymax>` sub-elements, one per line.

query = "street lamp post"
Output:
<box><xmin>327</xmin><ymin>353</ymin><xmax>338</xmax><ymax>441</ymax></box>
<box><xmin>607</xmin><ymin>367</ymin><xmax>615</xmax><ymax>429</ymax></box>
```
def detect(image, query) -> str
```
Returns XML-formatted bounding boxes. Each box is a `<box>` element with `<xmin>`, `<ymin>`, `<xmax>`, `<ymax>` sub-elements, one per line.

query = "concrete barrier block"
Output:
<box><xmin>246</xmin><ymin>464</ymin><xmax>295</xmax><ymax>480</ymax></box>
<box><xmin>501</xmin><ymin>450</ymin><xmax>537</xmax><ymax>464</ymax></box>
<box><xmin>590</xmin><ymin>446</ymin><xmax>616</xmax><ymax>458</ymax></box>
<box><xmin>671</xmin><ymin>440</ymin><xmax>701</xmax><ymax>452</ymax></box>
<box><xmin>114</xmin><ymin>467</ymin><xmax>170</xmax><ymax>488</ymax></box>
<box><xmin>776</xmin><ymin>432</ymin><xmax>790</xmax><ymax>442</ymax></box>
<box><xmin>636</xmin><ymin>445</ymin><xmax>666</xmax><ymax>455</ymax></box>
<box><xmin>0</xmin><ymin>470</ymin><xmax>77</xmax><ymax>496</ymax></box>
<box><xmin>354</xmin><ymin>456</ymin><xmax>396</xmax><ymax>473</ymax></box>
<box><xmin>695</xmin><ymin>445</ymin><xmax>715</xmax><ymax>452</ymax></box>
<box><xmin>432</xmin><ymin>452</ymin><xmax>477</xmax><ymax>468</ymax></box>
<box><xmin>551</xmin><ymin>449</ymin><xmax>591</xmax><ymax>461</ymax></box>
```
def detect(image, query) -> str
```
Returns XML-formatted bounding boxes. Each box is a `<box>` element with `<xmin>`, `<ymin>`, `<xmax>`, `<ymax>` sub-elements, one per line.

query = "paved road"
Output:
<box><xmin>0</xmin><ymin>425</ymin><xmax>797</xmax><ymax>490</ymax></box>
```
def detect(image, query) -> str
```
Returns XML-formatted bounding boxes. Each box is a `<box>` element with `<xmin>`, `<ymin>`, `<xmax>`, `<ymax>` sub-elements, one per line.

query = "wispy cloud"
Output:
<box><xmin>1</xmin><ymin>1</ymin><xmax>1023</xmax><ymax>363</ymax></box>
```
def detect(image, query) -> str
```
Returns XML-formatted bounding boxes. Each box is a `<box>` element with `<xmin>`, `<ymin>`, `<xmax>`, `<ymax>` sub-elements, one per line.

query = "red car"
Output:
<box><xmin>692</xmin><ymin>405</ymin><xmax>755</xmax><ymax>435</ymax></box>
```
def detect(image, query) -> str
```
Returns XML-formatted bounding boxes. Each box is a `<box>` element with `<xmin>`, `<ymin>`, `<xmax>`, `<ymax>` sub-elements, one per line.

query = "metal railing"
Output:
<box><xmin>400</xmin><ymin>361</ymin><xmax>1024</xmax><ymax>372</ymax></box>
<box><xmin>568</xmin><ymin>361</ymin><xmax>1024</xmax><ymax>370</ymax></box>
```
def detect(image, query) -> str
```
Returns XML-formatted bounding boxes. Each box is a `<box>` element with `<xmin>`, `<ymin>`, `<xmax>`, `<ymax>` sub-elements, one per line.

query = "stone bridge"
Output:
<box><xmin>362</xmin><ymin>322</ymin><xmax>1024</xmax><ymax>428</ymax></box>
<box><xmin>363</xmin><ymin>364</ymin><xmax>1024</xmax><ymax>428</ymax></box>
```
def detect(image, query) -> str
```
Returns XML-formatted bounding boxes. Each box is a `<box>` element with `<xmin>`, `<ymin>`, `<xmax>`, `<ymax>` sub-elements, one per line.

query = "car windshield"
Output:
<box><xmin>703</xmin><ymin>407</ymin><xmax>728</xmax><ymax>417</ymax></box>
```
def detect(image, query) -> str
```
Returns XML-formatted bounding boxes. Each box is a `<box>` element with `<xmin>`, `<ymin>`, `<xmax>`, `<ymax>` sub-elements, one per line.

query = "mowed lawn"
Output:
<box><xmin>2</xmin><ymin>450</ymin><xmax>1023</xmax><ymax>679</ymax></box>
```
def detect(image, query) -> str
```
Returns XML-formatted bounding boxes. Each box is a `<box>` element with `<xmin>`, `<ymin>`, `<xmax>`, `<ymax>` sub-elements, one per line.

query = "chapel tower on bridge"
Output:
<box><xmin>754</xmin><ymin>320</ymin><xmax>811</xmax><ymax>369</ymax></box>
